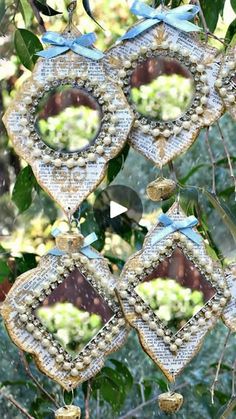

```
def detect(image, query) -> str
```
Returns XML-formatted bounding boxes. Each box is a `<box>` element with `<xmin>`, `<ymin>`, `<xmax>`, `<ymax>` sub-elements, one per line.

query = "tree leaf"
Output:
<box><xmin>0</xmin><ymin>0</ymin><xmax>5</xmax><ymax>23</ymax></box>
<box><xmin>107</xmin><ymin>144</ymin><xmax>130</xmax><ymax>184</ymax></box>
<box><xmin>180</xmin><ymin>164</ymin><xmax>208</xmax><ymax>184</ymax></box>
<box><xmin>19</xmin><ymin>0</ymin><xmax>33</xmax><ymax>26</ymax></box>
<box><xmin>231</xmin><ymin>0</ymin><xmax>236</xmax><ymax>13</ymax></box>
<box><xmin>34</xmin><ymin>1</ymin><xmax>62</xmax><ymax>16</ymax></box>
<box><xmin>80</xmin><ymin>211</ymin><xmax>105</xmax><ymax>251</ymax></box>
<box><xmin>14</xmin><ymin>253</ymin><xmax>37</xmax><ymax>278</ymax></box>
<box><xmin>14</xmin><ymin>28</ymin><xmax>43</xmax><ymax>71</ymax></box>
<box><xmin>12</xmin><ymin>166</ymin><xmax>38</xmax><ymax>213</ymax></box>
<box><xmin>199</xmin><ymin>0</ymin><xmax>224</xmax><ymax>32</ymax></box>
<box><xmin>82</xmin><ymin>0</ymin><xmax>104</xmax><ymax>29</ymax></box>
<box><xmin>225</xmin><ymin>18</ymin><xmax>236</xmax><ymax>44</ymax></box>
<box><xmin>0</xmin><ymin>260</ymin><xmax>11</xmax><ymax>283</ymax></box>
<box><xmin>203</xmin><ymin>190</ymin><xmax>236</xmax><ymax>242</ymax></box>
<box><xmin>109</xmin><ymin>359</ymin><xmax>133</xmax><ymax>391</ymax></box>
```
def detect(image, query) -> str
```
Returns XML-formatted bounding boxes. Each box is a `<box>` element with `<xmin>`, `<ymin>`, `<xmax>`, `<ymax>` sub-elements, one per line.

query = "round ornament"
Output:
<box><xmin>3</xmin><ymin>22</ymin><xmax>133</xmax><ymax>216</ymax></box>
<box><xmin>1</xmin><ymin>232</ymin><xmax>128</xmax><ymax>390</ymax></box>
<box><xmin>117</xmin><ymin>202</ymin><xmax>231</xmax><ymax>382</ymax></box>
<box><xmin>105</xmin><ymin>2</ymin><xmax>224</xmax><ymax>167</ymax></box>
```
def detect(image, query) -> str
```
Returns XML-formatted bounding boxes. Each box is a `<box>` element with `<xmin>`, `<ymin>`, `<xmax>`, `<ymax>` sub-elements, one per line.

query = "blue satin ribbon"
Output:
<box><xmin>119</xmin><ymin>1</ymin><xmax>201</xmax><ymax>41</ymax></box>
<box><xmin>36</xmin><ymin>32</ymin><xmax>104</xmax><ymax>60</ymax></box>
<box><xmin>151</xmin><ymin>213</ymin><xmax>202</xmax><ymax>246</ymax></box>
<box><xmin>49</xmin><ymin>230</ymin><xmax>102</xmax><ymax>259</ymax></box>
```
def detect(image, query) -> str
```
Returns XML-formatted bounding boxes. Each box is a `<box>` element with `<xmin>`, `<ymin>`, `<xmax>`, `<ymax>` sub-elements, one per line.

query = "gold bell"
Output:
<box><xmin>55</xmin><ymin>405</ymin><xmax>81</xmax><ymax>419</ymax></box>
<box><xmin>56</xmin><ymin>232</ymin><xmax>84</xmax><ymax>254</ymax></box>
<box><xmin>146</xmin><ymin>177</ymin><xmax>177</xmax><ymax>202</ymax></box>
<box><xmin>158</xmin><ymin>392</ymin><xmax>183</xmax><ymax>414</ymax></box>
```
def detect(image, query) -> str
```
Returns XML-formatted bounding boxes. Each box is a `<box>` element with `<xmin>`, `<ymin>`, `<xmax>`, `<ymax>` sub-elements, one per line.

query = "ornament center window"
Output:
<box><xmin>35</xmin><ymin>268</ymin><xmax>114</xmax><ymax>358</ymax></box>
<box><xmin>135</xmin><ymin>248</ymin><xmax>216</xmax><ymax>334</ymax></box>
<box><xmin>35</xmin><ymin>86</ymin><xmax>102</xmax><ymax>153</ymax></box>
<box><xmin>130</xmin><ymin>57</ymin><xmax>195</xmax><ymax>121</ymax></box>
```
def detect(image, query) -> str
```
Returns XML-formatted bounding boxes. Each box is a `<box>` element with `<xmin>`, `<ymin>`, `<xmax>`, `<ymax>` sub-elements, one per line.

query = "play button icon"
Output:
<box><xmin>110</xmin><ymin>201</ymin><xmax>128</xmax><ymax>219</ymax></box>
<box><xmin>93</xmin><ymin>185</ymin><xmax>143</xmax><ymax>234</ymax></box>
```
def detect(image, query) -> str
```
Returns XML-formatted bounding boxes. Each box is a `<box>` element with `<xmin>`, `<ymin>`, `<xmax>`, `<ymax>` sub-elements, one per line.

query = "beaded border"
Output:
<box><xmin>215</xmin><ymin>50</ymin><xmax>236</xmax><ymax>118</ymax></box>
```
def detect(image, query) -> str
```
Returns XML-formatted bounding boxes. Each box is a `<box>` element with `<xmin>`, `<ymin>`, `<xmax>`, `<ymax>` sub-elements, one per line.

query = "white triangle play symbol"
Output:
<box><xmin>110</xmin><ymin>201</ymin><xmax>128</xmax><ymax>219</ymax></box>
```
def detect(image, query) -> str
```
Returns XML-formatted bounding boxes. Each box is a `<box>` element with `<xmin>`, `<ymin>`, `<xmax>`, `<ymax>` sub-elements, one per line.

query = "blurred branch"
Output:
<box><xmin>85</xmin><ymin>379</ymin><xmax>91</xmax><ymax>419</ymax></box>
<box><xmin>232</xmin><ymin>357</ymin><xmax>236</xmax><ymax>398</ymax></box>
<box><xmin>217</xmin><ymin>121</ymin><xmax>236</xmax><ymax>200</ymax></box>
<box><xmin>191</xmin><ymin>0</ymin><xmax>208</xmax><ymax>42</ymax></box>
<box><xmin>210</xmin><ymin>330</ymin><xmax>231</xmax><ymax>404</ymax></box>
<box><xmin>19</xmin><ymin>351</ymin><xmax>60</xmax><ymax>408</ymax></box>
<box><xmin>118</xmin><ymin>382</ymin><xmax>188</xmax><ymax>419</ymax></box>
<box><xmin>28</xmin><ymin>0</ymin><xmax>46</xmax><ymax>33</ymax></box>
<box><xmin>220</xmin><ymin>395</ymin><xmax>236</xmax><ymax>418</ymax></box>
<box><xmin>0</xmin><ymin>388</ymin><xmax>34</xmax><ymax>419</ymax></box>
<box><xmin>190</xmin><ymin>0</ymin><xmax>228</xmax><ymax>46</ymax></box>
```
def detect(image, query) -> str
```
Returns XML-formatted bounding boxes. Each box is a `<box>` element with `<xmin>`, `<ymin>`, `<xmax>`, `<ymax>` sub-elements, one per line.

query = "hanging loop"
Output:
<box><xmin>67</xmin><ymin>1</ymin><xmax>77</xmax><ymax>29</ymax></box>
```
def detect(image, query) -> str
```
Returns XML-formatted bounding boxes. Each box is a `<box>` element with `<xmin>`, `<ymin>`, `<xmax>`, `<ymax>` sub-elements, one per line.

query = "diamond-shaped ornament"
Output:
<box><xmin>105</xmin><ymin>9</ymin><xmax>224</xmax><ymax>167</ymax></box>
<box><xmin>3</xmin><ymin>25</ymin><xmax>133</xmax><ymax>217</ymax></box>
<box><xmin>215</xmin><ymin>47</ymin><xmax>236</xmax><ymax>120</ymax></box>
<box><xmin>1</xmin><ymin>232</ymin><xmax>128</xmax><ymax>390</ymax></box>
<box><xmin>117</xmin><ymin>203</ymin><xmax>231</xmax><ymax>382</ymax></box>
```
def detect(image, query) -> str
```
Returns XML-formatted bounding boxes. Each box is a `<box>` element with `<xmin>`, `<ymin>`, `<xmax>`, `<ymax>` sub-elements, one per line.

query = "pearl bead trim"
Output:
<box><xmin>215</xmin><ymin>55</ymin><xmax>236</xmax><ymax>106</ymax></box>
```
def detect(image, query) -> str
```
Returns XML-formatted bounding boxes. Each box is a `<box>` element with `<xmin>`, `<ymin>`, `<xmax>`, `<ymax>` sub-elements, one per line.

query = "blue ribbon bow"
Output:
<box><xmin>49</xmin><ymin>230</ymin><xmax>102</xmax><ymax>259</ymax></box>
<box><xmin>151</xmin><ymin>213</ymin><xmax>202</xmax><ymax>246</ymax></box>
<box><xmin>119</xmin><ymin>1</ymin><xmax>201</xmax><ymax>41</ymax></box>
<box><xmin>36</xmin><ymin>32</ymin><xmax>104</xmax><ymax>60</ymax></box>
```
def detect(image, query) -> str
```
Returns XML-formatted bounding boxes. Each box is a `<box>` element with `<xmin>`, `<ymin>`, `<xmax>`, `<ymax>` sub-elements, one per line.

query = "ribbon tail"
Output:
<box><xmin>71</xmin><ymin>44</ymin><xmax>104</xmax><ymax>60</ymax></box>
<box><xmin>80</xmin><ymin>246</ymin><xmax>102</xmax><ymax>259</ymax></box>
<box><xmin>130</xmin><ymin>0</ymin><xmax>158</xmax><ymax>18</ymax></box>
<box><xmin>151</xmin><ymin>225</ymin><xmax>174</xmax><ymax>245</ymax></box>
<box><xmin>165</xmin><ymin>15</ymin><xmax>201</xmax><ymax>32</ymax></box>
<box><xmin>182</xmin><ymin>228</ymin><xmax>203</xmax><ymax>245</ymax></box>
<box><xmin>36</xmin><ymin>46</ymin><xmax>69</xmax><ymax>58</ymax></box>
<box><xmin>48</xmin><ymin>248</ymin><xmax>65</xmax><ymax>256</ymax></box>
<box><xmin>75</xmin><ymin>32</ymin><xmax>97</xmax><ymax>47</ymax></box>
<box><xmin>168</xmin><ymin>5</ymin><xmax>200</xmax><ymax>15</ymax></box>
<box><xmin>120</xmin><ymin>18</ymin><xmax>159</xmax><ymax>41</ymax></box>
<box><xmin>83</xmin><ymin>232</ymin><xmax>98</xmax><ymax>247</ymax></box>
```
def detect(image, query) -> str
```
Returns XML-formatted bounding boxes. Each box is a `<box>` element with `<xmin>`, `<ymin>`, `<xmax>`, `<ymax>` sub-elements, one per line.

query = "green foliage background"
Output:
<box><xmin>0</xmin><ymin>0</ymin><xmax>236</xmax><ymax>418</ymax></box>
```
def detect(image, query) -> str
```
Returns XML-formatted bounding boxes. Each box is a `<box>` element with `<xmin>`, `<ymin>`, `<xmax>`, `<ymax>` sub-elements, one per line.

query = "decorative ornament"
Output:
<box><xmin>1</xmin><ymin>231</ymin><xmax>128</xmax><ymax>390</ymax></box>
<box><xmin>105</xmin><ymin>1</ymin><xmax>224</xmax><ymax>167</ymax></box>
<box><xmin>117</xmin><ymin>202</ymin><xmax>231</xmax><ymax>383</ymax></box>
<box><xmin>3</xmin><ymin>4</ymin><xmax>133</xmax><ymax>216</ymax></box>
<box><xmin>55</xmin><ymin>405</ymin><xmax>81</xmax><ymax>419</ymax></box>
<box><xmin>158</xmin><ymin>392</ymin><xmax>183</xmax><ymax>414</ymax></box>
<box><xmin>146</xmin><ymin>177</ymin><xmax>177</xmax><ymax>201</ymax></box>
<box><xmin>215</xmin><ymin>47</ymin><xmax>236</xmax><ymax>120</ymax></box>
